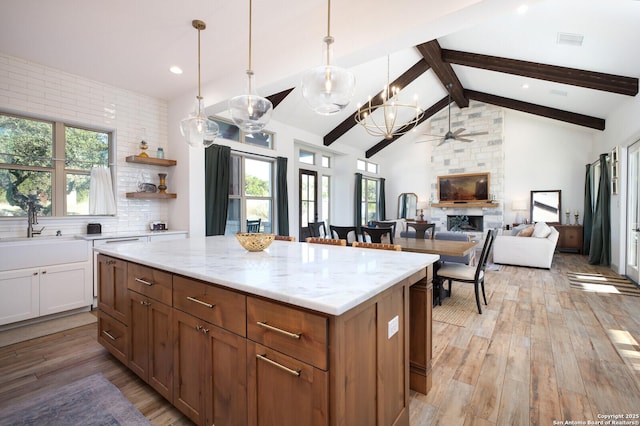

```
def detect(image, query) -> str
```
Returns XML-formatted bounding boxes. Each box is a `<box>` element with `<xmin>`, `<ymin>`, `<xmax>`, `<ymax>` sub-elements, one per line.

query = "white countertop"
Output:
<box><xmin>94</xmin><ymin>236</ymin><xmax>438</xmax><ymax>316</ymax></box>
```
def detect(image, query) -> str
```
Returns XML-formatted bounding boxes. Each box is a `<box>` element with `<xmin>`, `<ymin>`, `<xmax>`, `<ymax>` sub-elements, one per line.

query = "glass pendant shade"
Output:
<box><xmin>229</xmin><ymin>72</ymin><xmax>273</xmax><ymax>134</ymax></box>
<box><xmin>180</xmin><ymin>97</ymin><xmax>219</xmax><ymax>148</ymax></box>
<box><xmin>302</xmin><ymin>63</ymin><xmax>355</xmax><ymax>115</ymax></box>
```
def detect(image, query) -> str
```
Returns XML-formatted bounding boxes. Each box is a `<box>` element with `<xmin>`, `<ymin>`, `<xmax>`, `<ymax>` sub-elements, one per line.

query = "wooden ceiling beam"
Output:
<box><xmin>365</xmin><ymin>95</ymin><xmax>450</xmax><ymax>158</ymax></box>
<box><xmin>443</xmin><ymin>49</ymin><xmax>638</xmax><ymax>96</ymax></box>
<box><xmin>465</xmin><ymin>89</ymin><xmax>605</xmax><ymax>130</ymax></box>
<box><xmin>415</xmin><ymin>40</ymin><xmax>468</xmax><ymax>108</ymax></box>
<box><xmin>266</xmin><ymin>88</ymin><xmax>294</xmax><ymax>109</ymax></box>
<box><xmin>323</xmin><ymin>59</ymin><xmax>431</xmax><ymax>146</ymax></box>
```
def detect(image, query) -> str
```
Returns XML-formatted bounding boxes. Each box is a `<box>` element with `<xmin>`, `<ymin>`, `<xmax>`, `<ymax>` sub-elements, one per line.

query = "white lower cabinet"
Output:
<box><xmin>0</xmin><ymin>269</ymin><xmax>39</xmax><ymax>325</ymax></box>
<box><xmin>0</xmin><ymin>261</ymin><xmax>91</xmax><ymax>326</ymax></box>
<box><xmin>40</xmin><ymin>262</ymin><xmax>92</xmax><ymax>316</ymax></box>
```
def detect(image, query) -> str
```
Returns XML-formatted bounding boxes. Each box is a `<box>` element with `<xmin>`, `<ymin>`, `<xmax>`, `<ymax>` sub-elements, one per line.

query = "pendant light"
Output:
<box><xmin>229</xmin><ymin>0</ymin><xmax>273</xmax><ymax>134</ymax></box>
<box><xmin>301</xmin><ymin>0</ymin><xmax>355</xmax><ymax>115</ymax></box>
<box><xmin>180</xmin><ymin>20</ymin><xmax>219</xmax><ymax>148</ymax></box>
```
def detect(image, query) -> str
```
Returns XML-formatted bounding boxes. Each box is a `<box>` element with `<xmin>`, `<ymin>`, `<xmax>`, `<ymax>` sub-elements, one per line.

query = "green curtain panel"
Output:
<box><xmin>582</xmin><ymin>163</ymin><xmax>593</xmax><ymax>255</ymax></box>
<box><xmin>276</xmin><ymin>156</ymin><xmax>289</xmax><ymax>236</ymax></box>
<box><xmin>205</xmin><ymin>144</ymin><xmax>231</xmax><ymax>236</ymax></box>
<box><xmin>378</xmin><ymin>178</ymin><xmax>386</xmax><ymax>221</ymax></box>
<box><xmin>354</xmin><ymin>173</ymin><xmax>363</xmax><ymax>233</ymax></box>
<box><xmin>588</xmin><ymin>153</ymin><xmax>611</xmax><ymax>265</ymax></box>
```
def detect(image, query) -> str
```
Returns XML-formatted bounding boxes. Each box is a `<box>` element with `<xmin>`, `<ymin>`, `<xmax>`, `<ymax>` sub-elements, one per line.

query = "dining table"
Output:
<box><xmin>395</xmin><ymin>237</ymin><xmax>478</xmax><ymax>257</ymax></box>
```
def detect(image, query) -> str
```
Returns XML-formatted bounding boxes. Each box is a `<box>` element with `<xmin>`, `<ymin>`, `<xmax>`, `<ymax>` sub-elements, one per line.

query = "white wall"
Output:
<box><xmin>0</xmin><ymin>53</ymin><xmax>170</xmax><ymax>238</ymax></box>
<box><xmin>503</xmin><ymin>110</ymin><xmax>596</xmax><ymax>225</ymax></box>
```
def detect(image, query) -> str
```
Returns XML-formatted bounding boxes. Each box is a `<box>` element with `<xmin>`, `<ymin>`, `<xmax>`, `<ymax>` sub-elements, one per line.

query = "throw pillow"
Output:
<box><xmin>532</xmin><ymin>221</ymin><xmax>552</xmax><ymax>238</ymax></box>
<box><xmin>516</xmin><ymin>225</ymin><xmax>534</xmax><ymax>237</ymax></box>
<box><xmin>512</xmin><ymin>224</ymin><xmax>530</xmax><ymax>236</ymax></box>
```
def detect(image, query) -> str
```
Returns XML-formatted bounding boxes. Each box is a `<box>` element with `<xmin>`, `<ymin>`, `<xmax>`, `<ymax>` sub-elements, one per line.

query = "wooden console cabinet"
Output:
<box><xmin>555</xmin><ymin>225</ymin><xmax>584</xmax><ymax>253</ymax></box>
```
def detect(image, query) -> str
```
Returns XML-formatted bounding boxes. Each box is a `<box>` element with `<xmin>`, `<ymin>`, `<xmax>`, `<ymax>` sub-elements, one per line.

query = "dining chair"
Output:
<box><xmin>308</xmin><ymin>222</ymin><xmax>327</xmax><ymax>238</ymax></box>
<box><xmin>246</xmin><ymin>219</ymin><xmax>261</xmax><ymax>233</ymax></box>
<box><xmin>371</xmin><ymin>221</ymin><xmax>397</xmax><ymax>240</ymax></box>
<box><xmin>306</xmin><ymin>237</ymin><xmax>347</xmax><ymax>246</ymax></box>
<box><xmin>329</xmin><ymin>225</ymin><xmax>357</xmax><ymax>243</ymax></box>
<box><xmin>406</xmin><ymin>222</ymin><xmax>436</xmax><ymax>239</ymax></box>
<box><xmin>351</xmin><ymin>241</ymin><xmax>401</xmax><ymax>251</ymax></box>
<box><xmin>361</xmin><ymin>226</ymin><xmax>394</xmax><ymax>244</ymax></box>
<box><xmin>274</xmin><ymin>235</ymin><xmax>295</xmax><ymax>242</ymax></box>
<box><xmin>433</xmin><ymin>229</ymin><xmax>497</xmax><ymax>314</ymax></box>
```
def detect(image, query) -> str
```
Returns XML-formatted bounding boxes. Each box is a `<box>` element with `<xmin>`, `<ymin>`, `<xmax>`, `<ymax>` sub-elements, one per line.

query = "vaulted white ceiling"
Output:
<box><xmin>1</xmin><ymin>0</ymin><xmax>639</xmax><ymax>155</ymax></box>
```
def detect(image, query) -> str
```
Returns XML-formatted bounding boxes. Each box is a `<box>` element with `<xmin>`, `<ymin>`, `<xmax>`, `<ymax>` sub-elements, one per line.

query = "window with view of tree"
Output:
<box><xmin>0</xmin><ymin>112</ymin><xmax>113</xmax><ymax>217</ymax></box>
<box><xmin>361</xmin><ymin>177</ymin><xmax>379</xmax><ymax>224</ymax></box>
<box><xmin>226</xmin><ymin>155</ymin><xmax>273</xmax><ymax>234</ymax></box>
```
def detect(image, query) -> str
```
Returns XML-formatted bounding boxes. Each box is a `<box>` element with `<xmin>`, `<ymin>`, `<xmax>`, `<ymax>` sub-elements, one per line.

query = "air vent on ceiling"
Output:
<box><xmin>557</xmin><ymin>32</ymin><xmax>584</xmax><ymax>46</ymax></box>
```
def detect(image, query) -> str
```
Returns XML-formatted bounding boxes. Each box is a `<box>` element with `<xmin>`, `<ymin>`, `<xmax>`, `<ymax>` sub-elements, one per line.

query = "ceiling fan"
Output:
<box><xmin>419</xmin><ymin>84</ymin><xmax>488</xmax><ymax>146</ymax></box>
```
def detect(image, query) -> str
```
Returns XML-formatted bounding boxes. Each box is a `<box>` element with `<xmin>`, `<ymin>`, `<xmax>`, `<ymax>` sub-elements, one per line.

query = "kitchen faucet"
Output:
<box><xmin>27</xmin><ymin>200</ymin><xmax>45</xmax><ymax>238</ymax></box>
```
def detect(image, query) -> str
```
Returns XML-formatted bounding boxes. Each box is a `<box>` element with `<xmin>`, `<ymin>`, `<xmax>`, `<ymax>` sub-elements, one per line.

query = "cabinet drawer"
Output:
<box><xmin>127</xmin><ymin>263</ymin><xmax>172</xmax><ymax>305</ymax></box>
<box><xmin>173</xmin><ymin>275</ymin><xmax>246</xmax><ymax>337</ymax></box>
<box><xmin>247</xmin><ymin>297</ymin><xmax>328</xmax><ymax>370</ymax></box>
<box><xmin>98</xmin><ymin>310</ymin><xmax>128</xmax><ymax>365</ymax></box>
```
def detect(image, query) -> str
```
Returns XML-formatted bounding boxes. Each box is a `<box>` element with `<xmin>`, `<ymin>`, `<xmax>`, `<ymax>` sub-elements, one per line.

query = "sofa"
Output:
<box><xmin>493</xmin><ymin>222</ymin><xmax>559</xmax><ymax>269</ymax></box>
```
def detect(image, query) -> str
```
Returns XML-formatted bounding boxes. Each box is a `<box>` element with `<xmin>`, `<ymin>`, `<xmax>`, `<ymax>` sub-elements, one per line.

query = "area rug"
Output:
<box><xmin>432</xmin><ymin>286</ymin><xmax>484</xmax><ymax>327</ymax></box>
<box><xmin>567</xmin><ymin>271</ymin><xmax>640</xmax><ymax>296</ymax></box>
<box><xmin>0</xmin><ymin>312</ymin><xmax>97</xmax><ymax>348</ymax></box>
<box><xmin>0</xmin><ymin>373</ymin><xmax>150</xmax><ymax>425</ymax></box>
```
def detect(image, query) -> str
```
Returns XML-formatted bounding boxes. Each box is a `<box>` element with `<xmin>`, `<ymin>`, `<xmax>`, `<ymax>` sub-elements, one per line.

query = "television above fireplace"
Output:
<box><xmin>438</xmin><ymin>172</ymin><xmax>490</xmax><ymax>203</ymax></box>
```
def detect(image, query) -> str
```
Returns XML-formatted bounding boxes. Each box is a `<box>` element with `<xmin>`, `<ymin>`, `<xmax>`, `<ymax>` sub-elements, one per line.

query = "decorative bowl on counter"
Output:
<box><xmin>235</xmin><ymin>232</ymin><xmax>275</xmax><ymax>252</ymax></box>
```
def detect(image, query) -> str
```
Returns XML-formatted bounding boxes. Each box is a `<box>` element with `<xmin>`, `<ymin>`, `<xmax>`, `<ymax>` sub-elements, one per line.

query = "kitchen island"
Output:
<box><xmin>95</xmin><ymin>236</ymin><xmax>438</xmax><ymax>426</ymax></box>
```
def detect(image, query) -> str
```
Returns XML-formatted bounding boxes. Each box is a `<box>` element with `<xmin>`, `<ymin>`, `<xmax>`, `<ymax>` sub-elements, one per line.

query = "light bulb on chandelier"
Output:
<box><xmin>229</xmin><ymin>0</ymin><xmax>273</xmax><ymax>133</ymax></box>
<box><xmin>180</xmin><ymin>20</ymin><xmax>219</xmax><ymax>148</ymax></box>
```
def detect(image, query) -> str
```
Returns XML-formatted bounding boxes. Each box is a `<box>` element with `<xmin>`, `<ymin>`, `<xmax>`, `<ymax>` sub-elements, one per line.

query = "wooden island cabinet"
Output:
<box><xmin>96</xmin><ymin>237</ymin><xmax>437</xmax><ymax>426</ymax></box>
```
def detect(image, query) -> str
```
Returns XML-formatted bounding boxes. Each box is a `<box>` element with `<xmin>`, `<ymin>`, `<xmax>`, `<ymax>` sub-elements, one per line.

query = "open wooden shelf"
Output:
<box><xmin>125</xmin><ymin>155</ymin><xmax>176</xmax><ymax>166</ymax></box>
<box><xmin>431</xmin><ymin>202</ymin><xmax>499</xmax><ymax>208</ymax></box>
<box><xmin>126</xmin><ymin>192</ymin><xmax>177</xmax><ymax>199</ymax></box>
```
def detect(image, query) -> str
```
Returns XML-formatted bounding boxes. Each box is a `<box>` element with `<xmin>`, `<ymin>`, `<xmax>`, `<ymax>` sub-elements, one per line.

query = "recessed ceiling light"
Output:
<box><xmin>557</xmin><ymin>32</ymin><xmax>584</xmax><ymax>47</ymax></box>
<box><xmin>169</xmin><ymin>66</ymin><xmax>183</xmax><ymax>75</ymax></box>
<box><xmin>517</xmin><ymin>4</ymin><xmax>528</xmax><ymax>14</ymax></box>
<box><xmin>522</xmin><ymin>83</ymin><xmax>529</xmax><ymax>89</ymax></box>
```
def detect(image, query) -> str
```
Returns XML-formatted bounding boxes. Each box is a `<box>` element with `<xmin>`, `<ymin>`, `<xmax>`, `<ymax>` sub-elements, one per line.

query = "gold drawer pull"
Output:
<box><xmin>256</xmin><ymin>354</ymin><xmax>301</xmax><ymax>377</ymax></box>
<box><xmin>102</xmin><ymin>330</ymin><xmax>117</xmax><ymax>341</ymax></box>
<box><xmin>139</xmin><ymin>300</ymin><xmax>151</xmax><ymax>306</ymax></box>
<box><xmin>257</xmin><ymin>321</ymin><xmax>301</xmax><ymax>339</ymax></box>
<box><xmin>135</xmin><ymin>277</ymin><xmax>153</xmax><ymax>286</ymax></box>
<box><xmin>187</xmin><ymin>296</ymin><xmax>215</xmax><ymax>308</ymax></box>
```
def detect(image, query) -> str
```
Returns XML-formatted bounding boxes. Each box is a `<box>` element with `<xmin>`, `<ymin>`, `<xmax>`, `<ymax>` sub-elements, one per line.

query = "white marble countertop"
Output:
<box><xmin>94</xmin><ymin>236</ymin><xmax>438</xmax><ymax>316</ymax></box>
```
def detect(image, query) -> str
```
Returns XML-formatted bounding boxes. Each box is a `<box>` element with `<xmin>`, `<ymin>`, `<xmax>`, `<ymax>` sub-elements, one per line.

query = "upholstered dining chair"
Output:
<box><xmin>435</xmin><ymin>232</ymin><xmax>476</xmax><ymax>265</ymax></box>
<box><xmin>308</xmin><ymin>222</ymin><xmax>327</xmax><ymax>238</ymax></box>
<box><xmin>329</xmin><ymin>225</ymin><xmax>357</xmax><ymax>244</ymax></box>
<box><xmin>351</xmin><ymin>241</ymin><xmax>401</xmax><ymax>251</ymax></box>
<box><xmin>361</xmin><ymin>226</ymin><xmax>394</xmax><ymax>244</ymax></box>
<box><xmin>306</xmin><ymin>237</ymin><xmax>347</xmax><ymax>246</ymax></box>
<box><xmin>433</xmin><ymin>229</ymin><xmax>497</xmax><ymax>314</ymax></box>
<box><xmin>274</xmin><ymin>235</ymin><xmax>295</xmax><ymax>242</ymax></box>
<box><xmin>246</xmin><ymin>219</ymin><xmax>261</xmax><ymax>233</ymax></box>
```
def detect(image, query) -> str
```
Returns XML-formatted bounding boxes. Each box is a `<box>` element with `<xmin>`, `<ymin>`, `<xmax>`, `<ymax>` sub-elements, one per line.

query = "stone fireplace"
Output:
<box><xmin>447</xmin><ymin>215</ymin><xmax>484</xmax><ymax>232</ymax></box>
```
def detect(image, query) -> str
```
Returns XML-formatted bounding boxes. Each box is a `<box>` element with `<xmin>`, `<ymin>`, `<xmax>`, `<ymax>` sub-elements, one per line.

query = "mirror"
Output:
<box><xmin>397</xmin><ymin>193</ymin><xmax>418</xmax><ymax>219</ymax></box>
<box><xmin>530</xmin><ymin>190</ymin><xmax>562</xmax><ymax>224</ymax></box>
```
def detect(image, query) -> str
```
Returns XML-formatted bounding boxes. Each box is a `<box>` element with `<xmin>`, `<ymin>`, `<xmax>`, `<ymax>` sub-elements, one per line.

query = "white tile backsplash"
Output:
<box><xmin>0</xmin><ymin>53</ymin><xmax>171</xmax><ymax>239</ymax></box>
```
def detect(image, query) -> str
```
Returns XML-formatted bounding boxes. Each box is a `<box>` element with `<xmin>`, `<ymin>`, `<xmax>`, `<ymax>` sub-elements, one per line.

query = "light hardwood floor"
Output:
<box><xmin>1</xmin><ymin>253</ymin><xmax>639</xmax><ymax>425</ymax></box>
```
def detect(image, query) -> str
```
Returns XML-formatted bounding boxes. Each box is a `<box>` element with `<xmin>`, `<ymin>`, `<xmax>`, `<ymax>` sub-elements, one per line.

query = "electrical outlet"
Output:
<box><xmin>388</xmin><ymin>315</ymin><xmax>399</xmax><ymax>339</ymax></box>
